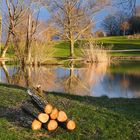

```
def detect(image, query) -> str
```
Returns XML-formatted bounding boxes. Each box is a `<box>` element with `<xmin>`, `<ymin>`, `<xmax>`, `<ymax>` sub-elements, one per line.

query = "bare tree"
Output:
<box><xmin>1</xmin><ymin>0</ymin><xmax>24</xmax><ymax>58</ymax></box>
<box><xmin>102</xmin><ymin>11</ymin><xmax>129</xmax><ymax>36</ymax></box>
<box><xmin>0</xmin><ymin>12</ymin><xmax>2</xmax><ymax>47</ymax></box>
<box><xmin>136</xmin><ymin>5</ymin><xmax>140</xmax><ymax>17</ymax></box>
<box><xmin>23</xmin><ymin>9</ymin><xmax>40</xmax><ymax>65</ymax></box>
<box><xmin>102</xmin><ymin>15</ymin><xmax>118</xmax><ymax>36</ymax></box>
<box><xmin>95</xmin><ymin>30</ymin><xmax>105</xmax><ymax>37</ymax></box>
<box><xmin>1</xmin><ymin>0</ymin><xmax>41</xmax><ymax>65</ymax></box>
<box><xmin>129</xmin><ymin>16</ymin><xmax>140</xmax><ymax>34</ymax></box>
<box><xmin>120</xmin><ymin>21</ymin><xmax>130</xmax><ymax>36</ymax></box>
<box><xmin>38</xmin><ymin>20</ymin><xmax>59</xmax><ymax>42</ymax></box>
<box><xmin>47</xmin><ymin>0</ymin><xmax>110</xmax><ymax>58</ymax></box>
<box><xmin>116</xmin><ymin>0</ymin><xmax>137</xmax><ymax>16</ymax></box>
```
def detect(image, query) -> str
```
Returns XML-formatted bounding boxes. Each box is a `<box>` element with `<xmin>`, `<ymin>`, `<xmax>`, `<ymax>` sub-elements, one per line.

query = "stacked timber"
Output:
<box><xmin>21</xmin><ymin>86</ymin><xmax>76</xmax><ymax>131</ymax></box>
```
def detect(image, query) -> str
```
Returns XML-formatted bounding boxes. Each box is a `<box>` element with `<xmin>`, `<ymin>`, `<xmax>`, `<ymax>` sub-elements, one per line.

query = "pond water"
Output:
<box><xmin>0</xmin><ymin>61</ymin><xmax>140</xmax><ymax>98</ymax></box>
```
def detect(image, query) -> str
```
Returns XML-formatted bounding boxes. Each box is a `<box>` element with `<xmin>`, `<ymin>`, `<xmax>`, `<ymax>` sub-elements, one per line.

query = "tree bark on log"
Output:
<box><xmin>27</xmin><ymin>89</ymin><xmax>46</xmax><ymax>111</ymax></box>
<box><xmin>22</xmin><ymin>103</ymin><xmax>49</xmax><ymax>123</ymax></box>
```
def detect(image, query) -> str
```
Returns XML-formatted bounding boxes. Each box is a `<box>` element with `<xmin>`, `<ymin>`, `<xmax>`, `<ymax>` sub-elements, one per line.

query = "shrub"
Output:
<box><xmin>80</xmin><ymin>39</ymin><xmax>111</xmax><ymax>63</ymax></box>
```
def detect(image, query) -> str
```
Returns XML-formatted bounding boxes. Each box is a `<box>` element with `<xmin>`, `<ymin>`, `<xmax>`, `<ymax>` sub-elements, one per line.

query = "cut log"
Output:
<box><xmin>44</xmin><ymin>104</ymin><xmax>53</xmax><ymax>114</ymax></box>
<box><xmin>19</xmin><ymin>111</ymin><xmax>35</xmax><ymax>128</ymax></box>
<box><xmin>47</xmin><ymin>120</ymin><xmax>58</xmax><ymax>131</ymax></box>
<box><xmin>58</xmin><ymin>119</ymin><xmax>76</xmax><ymax>131</ymax></box>
<box><xmin>31</xmin><ymin>86</ymin><xmax>46</xmax><ymax>100</ymax></box>
<box><xmin>22</xmin><ymin>103</ymin><xmax>49</xmax><ymax>123</ymax></box>
<box><xmin>50</xmin><ymin>108</ymin><xmax>59</xmax><ymax>120</ymax></box>
<box><xmin>22</xmin><ymin>103</ymin><xmax>39</xmax><ymax>118</ymax></box>
<box><xmin>36</xmin><ymin>85</ymin><xmax>42</xmax><ymax>93</ymax></box>
<box><xmin>66</xmin><ymin>120</ymin><xmax>76</xmax><ymax>130</ymax></box>
<box><xmin>32</xmin><ymin>119</ymin><xmax>42</xmax><ymax>130</ymax></box>
<box><xmin>27</xmin><ymin>89</ymin><xmax>46</xmax><ymax>111</ymax></box>
<box><xmin>38</xmin><ymin>113</ymin><xmax>49</xmax><ymax>123</ymax></box>
<box><xmin>57</xmin><ymin>111</ymin><xmax>68</xmax><ymax>122</ymax></box>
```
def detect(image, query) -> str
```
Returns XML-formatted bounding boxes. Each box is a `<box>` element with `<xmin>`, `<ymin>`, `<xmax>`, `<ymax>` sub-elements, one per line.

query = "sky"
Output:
<box><xmin>37</xmin><ymin>0</ymin><xmax>140</xmax><ymax>32</ymax></box>
<box><xmin>1</xmin><ymin>0</ymin><xmax>140</xmax><ymax>33</ymax></box>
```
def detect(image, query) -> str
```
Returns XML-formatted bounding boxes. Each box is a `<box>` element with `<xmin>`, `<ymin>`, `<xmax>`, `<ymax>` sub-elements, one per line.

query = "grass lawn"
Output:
<box><xmin>111</xmin><ymin>51</ymin><xmax>140</xmax><ymax>57</ymax></box>
<box><xmin>1</xmin><ymin>36</ymin><xmax>140</xmax><ymax>59</ymax></box>
<box><xmin>0</xmin><ymin>83</ymin><xmax>140</xmax><ymax>140</ymax></box>
<box><xmin>0</xmin><ymin>44</ymin><xmax>15</xmax><ymax>59</ymax></box>
<box><xmin>97</xmin><ymin>36</ymin><xmax>140</xmax><ymax>50</ymax></box>
<box><xmin>53</xmin><ymin>36</ymin><xmax>140</xmax><ymax>58</ymax></box>
<box><xmin>53</xmin><ymin>41</ymin><xmax>81</xmax><ymax>58</ymax></box>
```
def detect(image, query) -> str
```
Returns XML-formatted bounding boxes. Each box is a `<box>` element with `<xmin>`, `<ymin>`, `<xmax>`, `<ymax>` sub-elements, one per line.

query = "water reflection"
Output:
<box><xmin>0</xmin><ymin>61</ymin><xmax>140</xmax><ymax>98</ymax></box>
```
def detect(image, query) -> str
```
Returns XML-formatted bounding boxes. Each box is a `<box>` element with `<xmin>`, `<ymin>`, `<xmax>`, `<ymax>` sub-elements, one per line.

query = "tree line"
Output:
<box><xmin>0</xmin><ymin>0</ymin><xmax>138</xmax><ymax>64</ymax></box>
<box><xmin>1</xmin><ymin>0</ymin><xmax>111</xmax><ymax>63</ymax></box>
<box><xmin>101</xmin><ymin>5</ymin><xmax>140</xmax><ymax>36</ymax></box>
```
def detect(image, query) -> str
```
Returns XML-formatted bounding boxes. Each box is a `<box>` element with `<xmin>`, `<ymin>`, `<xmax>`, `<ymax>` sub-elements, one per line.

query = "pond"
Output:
<box><xmin>0</xmin><ymin>61</ymin><xmax>140</xmax><ymax>98</ymax></box>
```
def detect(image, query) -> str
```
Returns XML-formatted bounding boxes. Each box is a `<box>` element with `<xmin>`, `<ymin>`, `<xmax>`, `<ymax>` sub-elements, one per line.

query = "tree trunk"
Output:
<box><xmin>25</xmin><ymin>66</ymin><xmax>31</xmax><ymax>87</ymax></box>
<box><xmin>26</xmin><ymin>46</ymin><xmax>32</xmax><ymax>64</ymax></box>
<box><xmin>24</xmin><ymin>13</ymin><xmax>32</xmax><ymax>65</ymax></box>
<box><xmin>27</xmin><ymin>13</ymin><xmax>32</xmax><ymax>64</ymax></box>
<box><xmin>70</xmin><ymin>40</ymin><xmax>74</xmax><ymax>58</ymax></box>
<box><xmin>12</xmin><ymin>33</ymin><xmax>19</xmax><ymax>56</ymax></box>
<box><xmin>1</xmin><ymin>61</ymin><xmax>11</xmax><ymax>83</ymax></box>
<box><xmin>1</xmin><ymin>32</ymin><xmax>10</xmax><ymax>58</ymax></box>
<box><xmin>123</xmin><ymin>29</ymin><xmax>126</xmax><ymax>36</ymax></box>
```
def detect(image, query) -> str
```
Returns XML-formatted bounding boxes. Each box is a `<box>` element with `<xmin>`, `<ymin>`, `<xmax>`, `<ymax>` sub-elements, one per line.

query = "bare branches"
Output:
<box><xmin>47</xmin><ymin>0</ymin><xmax>110</xmax><ymax>57</ymax></box>
<box><xmin>115</xmin><ymin>0</ymin><xmax>137</xmax><ymax>16</ymax></box>
<box><xmin>1</xmin><ymin>0</ymin><xmax>44</xmax><ymax>62</ymax></box>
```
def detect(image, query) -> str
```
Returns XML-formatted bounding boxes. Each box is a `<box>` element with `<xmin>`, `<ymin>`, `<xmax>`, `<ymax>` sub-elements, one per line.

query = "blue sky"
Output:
<box><xmin>38</xmin><ymin>0</ymin><xmax>140</xmax><ymax>31</ymax></box>
<box><xmin>1</xmin><ymin>0</ymin><xmax>140</xmax><ymax>32</ymax></box>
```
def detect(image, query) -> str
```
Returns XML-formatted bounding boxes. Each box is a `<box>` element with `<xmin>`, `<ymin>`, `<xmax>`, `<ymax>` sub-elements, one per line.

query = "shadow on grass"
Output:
<box><xmin>0</xmin><ymin>83</ymin><xmax>140</xmax><ymax>121</ymax></box>
<box><xmin>46</xmin><ymin>91</ymin><xmax>140</xmax><ymax>120</ymax></box>
<box><xmin>0</xmin><ymin>105</ymin><xmax>28</xmax><ymax>127</ymax></box>
<box><xmin>0</xmin><ymin>83</ymin><xmax>140</xmax><ymax>140</ymax></box>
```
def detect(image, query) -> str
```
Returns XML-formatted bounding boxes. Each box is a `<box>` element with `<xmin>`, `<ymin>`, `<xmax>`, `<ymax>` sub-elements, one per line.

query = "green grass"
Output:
<box><xmin>0</xmin><ymin>83</ymin><xmax>140</xmax><ymax>140</ymax></box>
<box><xmin>111</xmin><ymin>51</ymin><xmax>140</xmax><ymax>56</ymax></box>
<box><xmin>97</xmin><ymin>36</ymin><xmax>140</xmax><ymax>50</ymax></box>
<box><xmin>1</xmin><ymin>36</ymin><xmax>140</xmax><ymax>59</ymax></box>
<box><xmin>95</xmin><ymin>36</ymin><xmax>140</xmax><ymax>57</ymax></box>
<box><xmin>53</xmin><ymin>41</ymin><xmax>70</xmax><ymax>57</ymax></box>
<box><xmin>53</xmin><ymin>37</ymin><xmax>140</xmax><ymax>58</ymax></box>
<box><xmin>53</xmin><ymin>41</ymin><xmax>81</xmax><ymax>58</ymax></box>
<box><xmin>0</xmin><ymin>44</ymin><xmax>15</xmax><ymax>58</ymax></box>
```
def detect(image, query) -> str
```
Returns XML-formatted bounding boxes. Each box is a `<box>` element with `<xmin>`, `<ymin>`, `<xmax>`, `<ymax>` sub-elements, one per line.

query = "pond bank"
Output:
<box><xmin>111</xmin><ymin>56</ymin><xmax>140</xmax><ymax>60</ymax></box>
<box><xmin>0</xmin><ymin>56</ymin><xmax>140</xmax><ymax>67</ymax></box>
<box><xmin>0</xmin><ymin>83</ymin><xmax>140</xmax><ymax>140</ymax></box>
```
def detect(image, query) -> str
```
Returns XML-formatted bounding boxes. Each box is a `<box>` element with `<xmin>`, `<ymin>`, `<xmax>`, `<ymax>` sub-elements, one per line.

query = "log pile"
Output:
<box><xmin>21</xmin><ymin>86</ymin><xmax>76</xmax><ymax>131</ymax></box>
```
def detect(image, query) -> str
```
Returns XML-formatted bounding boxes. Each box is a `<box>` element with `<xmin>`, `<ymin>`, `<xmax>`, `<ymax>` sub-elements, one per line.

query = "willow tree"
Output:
<box><xmin>47</xmin><ymin>0</ymin><xmax>110</xmax><ymax>58</ymax></box>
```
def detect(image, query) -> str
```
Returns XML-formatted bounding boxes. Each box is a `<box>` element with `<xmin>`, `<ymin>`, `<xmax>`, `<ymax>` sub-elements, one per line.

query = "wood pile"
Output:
<box><xmin>21</xmin><ymin>86</ymin><xmax>76</xmax><ymax>131</ymax></box>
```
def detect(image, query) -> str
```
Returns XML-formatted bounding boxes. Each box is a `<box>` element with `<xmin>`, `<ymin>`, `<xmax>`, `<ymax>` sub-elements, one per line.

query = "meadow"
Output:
<box><xmin>0</xmin><ymin>83</ymin><xmax>140</xmax><ymax>140</ymax></box>
<box><xmin>1</xmin><ymin>36</ymin><xmax>140</xmax><ymax>59</ymax></box>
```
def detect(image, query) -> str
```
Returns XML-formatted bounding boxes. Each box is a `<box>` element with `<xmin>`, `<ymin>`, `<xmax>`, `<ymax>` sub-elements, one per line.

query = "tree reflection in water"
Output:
<box><xmin>0</xmin><ymin>63</ymin><xmax>56</xmax><ymax>90</ymax></box>
<box><xmin>0</xmin><ymin>61</ymin><xmax>140</xmax><ymax>97</ymax></box>
<box><xmin>59</xmin><ymin>61</ymin><xmax>109</xmax><ymax>96</ymax></box>
<box><xmin>0</xmin><ymin>61</ymin><xmax>11</xmax><ymax>84</ymax></box>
